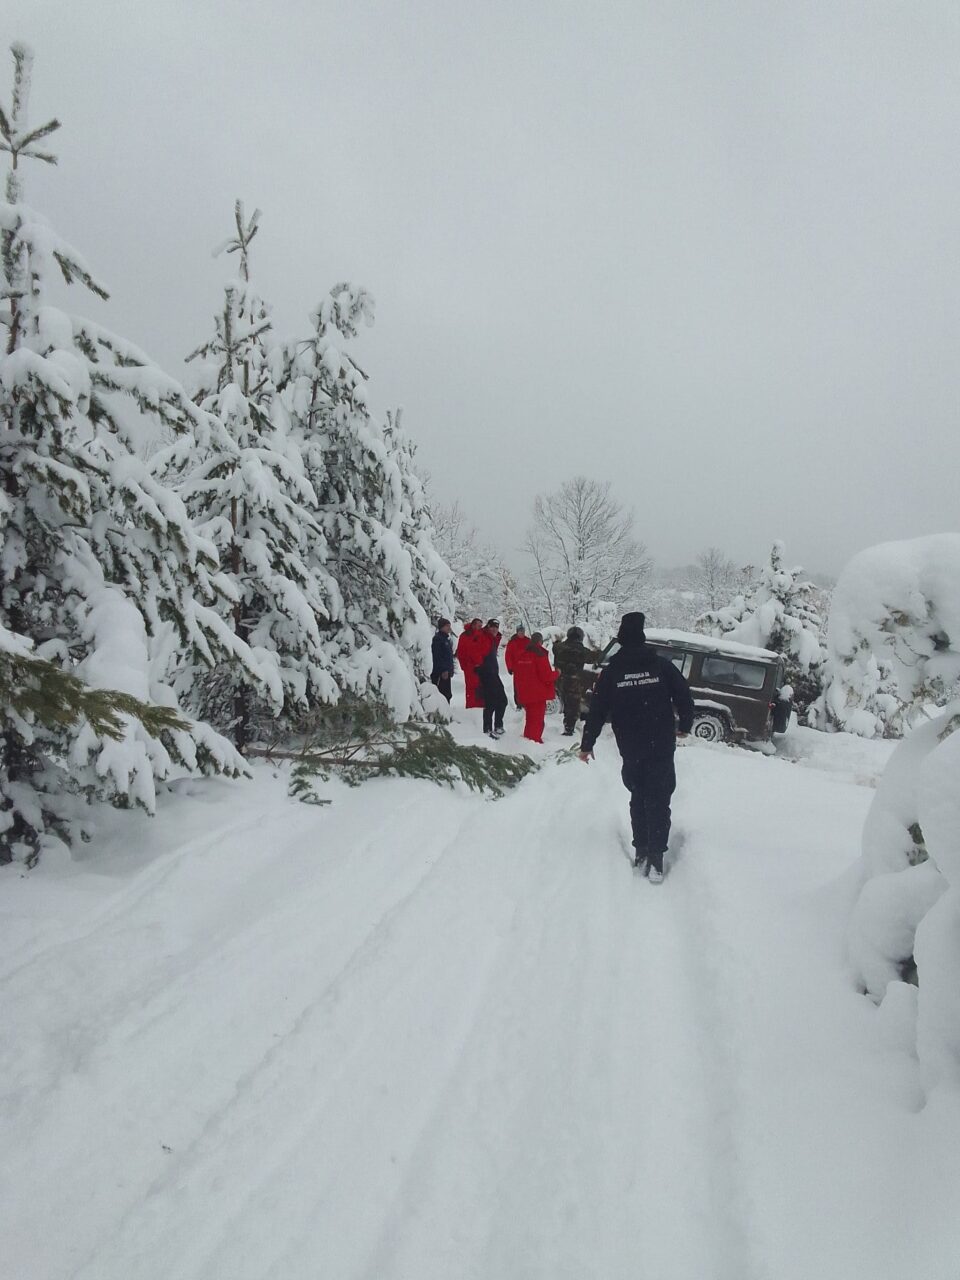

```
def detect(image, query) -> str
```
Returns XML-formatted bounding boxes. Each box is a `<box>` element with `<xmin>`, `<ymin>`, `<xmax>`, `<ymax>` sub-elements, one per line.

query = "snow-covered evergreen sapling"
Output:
<box><xmin>698</xmin><ymin>540</ymin><xmax>826</xmax><ymax>715</ymax></box>
<box><xmin>278</xmin><ymin>283</ymin><xmax>450</xmax><ymax>720</ymax></box>
<box><xmin>1</xmin><ymin>44</ymin><xmax>248</xmax><ymax>863</ymax></box>
<box><xmin>159</xmin><ymin>202</ymin><xmax>343</xmax><ymax>750</ymax></box>
<box><xmin>384</xmin><ymin>408</ymin><xmax>455</xmax><ymax>630</ymax></box>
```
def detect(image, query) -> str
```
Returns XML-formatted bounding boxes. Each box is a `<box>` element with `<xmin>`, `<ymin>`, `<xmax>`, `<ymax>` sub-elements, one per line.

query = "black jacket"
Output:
<box><xmin>431</xmin><ymin>630</ymin><xmax>454</xmax><ymax>678</ymax></box>
<box><xmin>580</xmin><ymin>642</ymin><xmax>694</xmax><ymax>758</ymax></box>
<box><xmin>476</xmin><ymin>634</ymin><xmax>502</xmax><ymax>682</ymax></box>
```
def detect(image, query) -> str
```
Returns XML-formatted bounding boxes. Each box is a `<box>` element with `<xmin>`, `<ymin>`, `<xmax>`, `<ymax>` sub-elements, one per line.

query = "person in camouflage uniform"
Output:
<box><xmin>552</xmin><ymin>625</ymin><xmax>601</xmax><ymax>735</ymax></box>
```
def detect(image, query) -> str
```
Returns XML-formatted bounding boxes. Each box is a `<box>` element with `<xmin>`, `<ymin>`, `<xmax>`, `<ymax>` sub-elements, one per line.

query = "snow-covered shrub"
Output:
<box><xmin>818</xmin><ymin>534</ymin><xmax>960</xmax><ymax>738</ymax></box>
<box><xmin>847</xmin><ymin>699</ymin><xmax>960</xmax><ymax>1090</ymax></box>
<box><xmin>572</xmin><ymin>600</ymin><xmax>621</xmax><ymax>650</ymax></box>
<box><xmin>698</xmin><ymin>540</ymin><xmax>825</xmax><ymax>715</ymax></box>
<box><xmin>0</xmin><ymin>45</ymin><xmax>245</xmax><ymax>861</ymax></box>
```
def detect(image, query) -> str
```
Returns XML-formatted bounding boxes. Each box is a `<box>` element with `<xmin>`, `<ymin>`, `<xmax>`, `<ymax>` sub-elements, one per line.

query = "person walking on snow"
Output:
<box><xmin>504</xmin><ymin>624</ymin><xmax>528</xmax><ymax>708</ymax></box>
<box><xmin>430</xmin><ymin>618</ymin><xmax>455</xmax><ymax>702</ymax></box>
<box><xmin>578</xmin><ymin>611</ymin><xmax>693</xmax><ymax>882</ymax></box>
<box><xmin>475</xmin><ymin>619</ymin><xmax>509</xmax><ymax>738</ymax></box>
<box><xmin>456</xmin><ymin>618</ymin><xmax>484</xmax><ymax>709</ymax></box>
<box><xmin>553</xmin><ymin>625</ymin><xmax>601</xmax><ymax>735</ymax></box>
<box><xmin>512</xmin><ymin>632</ymin><xmax>558</xmax><ymax>743</ymax></box>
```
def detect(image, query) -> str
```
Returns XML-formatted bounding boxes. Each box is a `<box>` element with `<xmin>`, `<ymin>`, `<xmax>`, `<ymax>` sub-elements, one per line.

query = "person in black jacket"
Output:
<box><xmin>475</xmin><ymin>619</ymin><xmax>508</xmax><ymax>738</ymax></box>
<box><xmin>430</xmin><ymin>618</ymin><xmax>455</xmax><ymax>702</ymax></box>
<box><xmin>579</xmin><ymin>611</ymin><xmax>694</xmax><ymax>881</ymax></box>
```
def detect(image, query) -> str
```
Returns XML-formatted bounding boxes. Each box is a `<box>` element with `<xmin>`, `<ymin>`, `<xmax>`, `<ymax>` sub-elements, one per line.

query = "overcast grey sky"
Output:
<box><xmin>8</xmin><ymin>0</ymin><xmax>960</xmax><ymax>575</ymax></box>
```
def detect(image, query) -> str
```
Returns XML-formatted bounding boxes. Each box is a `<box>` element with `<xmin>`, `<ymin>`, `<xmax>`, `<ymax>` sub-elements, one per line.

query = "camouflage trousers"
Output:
<box><xmin>557</xmin><ymin>674</ymin><xmax>586</xmax><ymax>733</ymax></box>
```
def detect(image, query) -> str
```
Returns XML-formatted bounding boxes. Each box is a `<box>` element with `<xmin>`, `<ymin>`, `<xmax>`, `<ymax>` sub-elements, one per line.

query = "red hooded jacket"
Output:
<box><xmin>456</xmin><ymin>625</ymin><xmax>484</xmax><ymax>707</ymax></box>
<box><xmin>504</xmin><ymin>632</ymin><xmax>528</xmax><ymax>675</ymax></box>
<box><xmin>513</xmin><ymin>641</ymin><xmax>558</xmax><ymax>706</ymax></box>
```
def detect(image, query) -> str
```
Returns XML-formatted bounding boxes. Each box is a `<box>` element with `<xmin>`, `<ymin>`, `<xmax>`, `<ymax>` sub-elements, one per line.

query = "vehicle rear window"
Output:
<box><xmin>650</xmin><ymin>646</ymin><xmax>693</xmax><ymax>678</ymax></box>
<box><xmin>701</xmin><ymin>656</ymin><xmax>766</xmax><ymax>690</ymax></box>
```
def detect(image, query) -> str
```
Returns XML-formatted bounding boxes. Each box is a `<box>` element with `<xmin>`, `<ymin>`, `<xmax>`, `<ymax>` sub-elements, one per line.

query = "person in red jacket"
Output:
<box><xmin>456</xmin><ymin>618</ymin><xmax>484</xmax><ymax>708</ymax></box>
<box><xmin>503</xmin><ymin>624</ymin><xmax>528</xmax><ymax>708</ymax></box>
<box><xmin>512</xmin><ymin>632</ymin><xmax>558</xmax><ymax>744</ymax></box>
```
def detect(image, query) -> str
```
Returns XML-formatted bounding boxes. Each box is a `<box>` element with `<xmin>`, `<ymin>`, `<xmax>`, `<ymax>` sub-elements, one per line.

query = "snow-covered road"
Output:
<box><xmin>3</xmin><ymin>725</ymin><xmax>960</xmax><ymax>1279</ymax></box>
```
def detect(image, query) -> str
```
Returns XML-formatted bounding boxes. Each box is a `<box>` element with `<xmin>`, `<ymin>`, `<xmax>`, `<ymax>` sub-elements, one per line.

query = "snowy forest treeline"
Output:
<box><xmin>436</xmin><ymin>475</ymin><xmax>960</xmax><ymax>737</ymax></box>
<box><xmin>2</xmin><ymin>43</ymin><xmax>959</xmax><ymax>868</ymax></box>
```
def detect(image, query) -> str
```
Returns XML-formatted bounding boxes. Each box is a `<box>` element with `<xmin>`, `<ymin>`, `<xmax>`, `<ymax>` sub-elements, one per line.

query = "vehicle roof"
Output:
<box><xmin>644</xmin><ymin>628</ymin><xmax>779</xmax><ymax>662</ymax></box>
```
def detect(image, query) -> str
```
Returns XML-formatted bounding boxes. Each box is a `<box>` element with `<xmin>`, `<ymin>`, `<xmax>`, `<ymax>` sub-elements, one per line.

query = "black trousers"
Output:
<box><xmin>479</xmin><ymin>674</ymin><xmax>508</xmax><ymax>732</ymax></box>
<box><xmin>620</xmin><ymin>753</ymin><xmax>676</xmax><ymax>870</ymax></box>
<box><xmin>430</xmin><ymin>671</ymin><xmax>452</xmax><ymax>702</ymax></box>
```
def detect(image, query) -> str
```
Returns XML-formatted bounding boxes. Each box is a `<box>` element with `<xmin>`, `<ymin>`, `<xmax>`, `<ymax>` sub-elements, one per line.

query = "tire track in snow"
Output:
<box><xmin>33</xmin><ymin>747</ymin><xmax>765</xmax><ymax>1280</ymax></box>
<box><xmin>0</xmin><ymin>806</ymin><xmax>258</xmax><ymax>985</ymax></box>
<box><xmin>64</xmin><ymin>780</ymin><xmax>562</xmax><ymax>1280</ymax></box>
<box><xmin>662</xmin><ymin>768</ymin><xmax>767</xmax><ymax>1280</ymax></box>
<box><xmin>8</xmin><ymin>786</ymin><xmax>472</xmax><ymax>1280</ymax></box>
<box><xmin>354</xmin><ymin>773</ymin><xmax>603</xmax><ymax>1280</ymax></box>
<box><xmin>355</xmin><ymin>751</ymin><xmax>759</xmax><ymax>1280</ymax></box>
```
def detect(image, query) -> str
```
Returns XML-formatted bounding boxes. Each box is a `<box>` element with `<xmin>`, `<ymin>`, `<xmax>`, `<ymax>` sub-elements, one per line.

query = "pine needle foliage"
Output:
<box><xmin>0</xmin><ymin>642</ymin><xmax>203</xmax><ymax>865</ymax></box>
<box><xmin>276</xmin><ymin>703</ymin><xmax>538</xmax><ymax>803</ymax></box>
<box><xmin>289</xmin><ymin>726</ymin><xmax>537</xmax><ymax>799</ymax></box>
<box><xmin>1</xmin><ymin>649</ymin><xmax>187</xmax><ymax>742</ymax></box>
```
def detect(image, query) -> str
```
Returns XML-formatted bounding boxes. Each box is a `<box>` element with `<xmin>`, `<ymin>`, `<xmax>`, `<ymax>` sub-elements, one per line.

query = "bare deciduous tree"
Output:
<box><xmin>690</xmin><ymin>546</ymin><xmax>738</xmax><ymax>611</ymax></box>
<box><xmin>429</xmin><ymin>498</ymin><xmax>516</xmax><ymax>621</ymax></box>
<box><xmin>524</xmin><ymin>476</ymin><xmax>651</xmax><ymax>625</ymax></box>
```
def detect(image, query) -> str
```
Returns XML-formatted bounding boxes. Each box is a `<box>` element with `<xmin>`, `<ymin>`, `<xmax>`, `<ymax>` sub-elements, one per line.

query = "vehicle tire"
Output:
<box><xmin>691</xmin><ymin>712</ymin><xmax>729</xmax><ymax>743</ymax></box>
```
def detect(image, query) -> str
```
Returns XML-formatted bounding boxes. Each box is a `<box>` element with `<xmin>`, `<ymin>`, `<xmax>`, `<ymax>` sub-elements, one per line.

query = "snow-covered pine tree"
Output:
<box><xmin>0</xmin><ymin>44</ymin><xmax>249</xmax><ymax>863</ymax></box>
<box><xmin>278</xmin><ymin>283</ymin><xmax>444</xmax><ymax>720</ymax></box>
<box><xmin>384</xmin><ymin>409</ymin><xmax>455</xmax><ymax>628</ymax></box>
<box><xmin>160</xmin><ymin>202</ymin><xmax>342</xmax><ymax>750</ymax></box>
<box><xmin>698</xmin><ymin>539</ymin><xmax>826</xmax><ymax>715</ymax></box>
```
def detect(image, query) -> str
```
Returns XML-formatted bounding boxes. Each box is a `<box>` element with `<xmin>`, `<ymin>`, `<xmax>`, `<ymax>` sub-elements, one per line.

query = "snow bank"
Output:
<box><xmin>847</xmin><ymin>699</ymin><xmax>960</xmax><ymax>1092</ymax></box>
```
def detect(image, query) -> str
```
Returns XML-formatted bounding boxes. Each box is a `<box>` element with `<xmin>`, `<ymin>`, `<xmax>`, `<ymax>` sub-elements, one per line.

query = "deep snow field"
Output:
<box><xmin>3</xmin><ymin>693</ymin><xmax>960</xmax><ymax>1280</ymax></box>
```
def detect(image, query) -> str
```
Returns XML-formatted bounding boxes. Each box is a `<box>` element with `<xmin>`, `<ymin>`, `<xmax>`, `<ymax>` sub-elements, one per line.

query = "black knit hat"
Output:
<box><xmin>617</xmin><ymin>611</ymin><xmax>646</xmax><ymax>644</ymax></box>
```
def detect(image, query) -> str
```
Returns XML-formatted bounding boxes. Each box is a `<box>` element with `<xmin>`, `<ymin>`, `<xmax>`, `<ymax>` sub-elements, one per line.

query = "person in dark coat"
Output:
<box><xmin>503</xmin><ymin>624</ymin><xmax>528</xmax><ymax>708</ymax></box>
<box><xmin>430</xmin><ymin>618</ymin><xmax>455</xmax><ymax>702</ymax></box>
<box><xmin>512</xmin><ymin>632</ymin><xmax>558</xmax><ymax>743</ymax></box>
<box><xmin>553</xmin><ymin>625</ymin><xmax>601</xmax><ymax>735</ymax></box>
<box><xmin>578</xmin><ymin>611</ymin><xmax>693</xmax><ymax>881</ymax></box>
<box><xmin>474</xmin><ymin>619</ymin><xmax>508</xmax><ymax>738</ymax></box>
